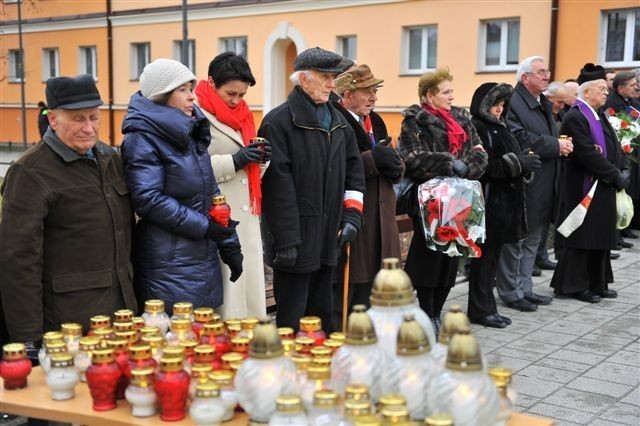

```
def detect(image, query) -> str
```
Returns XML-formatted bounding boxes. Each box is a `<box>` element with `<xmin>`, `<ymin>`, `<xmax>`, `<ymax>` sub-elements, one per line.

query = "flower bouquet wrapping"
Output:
<box><xmin>606</xmin><ymin>106</ymin><xmax>640</xmax><ymax>155</ymax></box>
<box><xmin>417</xmin><ymin>177</ymin><xmax>485</xmax><ymax>258</ymax></box>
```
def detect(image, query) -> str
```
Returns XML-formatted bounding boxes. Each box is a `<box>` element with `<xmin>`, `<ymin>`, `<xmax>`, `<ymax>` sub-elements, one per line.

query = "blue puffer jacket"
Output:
<box><xmin>121</xmin><ymin>92</ymin><xmax>234</xmax><ymax>311</ymax></box>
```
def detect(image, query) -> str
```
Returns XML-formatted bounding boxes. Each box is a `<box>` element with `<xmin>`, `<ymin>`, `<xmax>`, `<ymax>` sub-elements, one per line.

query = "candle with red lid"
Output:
<box><xmin>0</xmin><ymin>343</ymin><xmax>32</xmax><ymax>390</ymax></box>
<box><xmin>86</xmin><ymin>348</ymin><xmax>121</xmax><ymax>411</ymax></box>
<box><xmin>209</xmin><ymin>195</ymin><xmax>231</xmax><ymax>227</ymax></box>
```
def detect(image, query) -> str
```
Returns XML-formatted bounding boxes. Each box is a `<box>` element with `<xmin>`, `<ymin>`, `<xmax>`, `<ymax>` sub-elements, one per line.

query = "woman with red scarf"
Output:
<box><xmin>398</xmin><ymin>68</ymin><xmax>488</xmax><ymax>335</ymax></box>
<box><xmin>195</xmin><ymin>52</ymin><xmax>272</xmax><ymax>319</ymax></box>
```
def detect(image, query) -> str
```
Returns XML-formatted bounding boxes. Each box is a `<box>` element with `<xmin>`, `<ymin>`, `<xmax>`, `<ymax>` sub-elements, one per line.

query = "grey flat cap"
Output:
<box><xmin>294</xmin><ymin>47</ymin><xmax>354</xmax><ymax>74</ymax></box>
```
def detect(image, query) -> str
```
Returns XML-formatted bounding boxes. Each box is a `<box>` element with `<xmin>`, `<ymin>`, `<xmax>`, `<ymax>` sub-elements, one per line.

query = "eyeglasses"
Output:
<box><xmin>526</xmin><ymin>69</ymin><xmax>551</xmax><ymax>77</ymax></box>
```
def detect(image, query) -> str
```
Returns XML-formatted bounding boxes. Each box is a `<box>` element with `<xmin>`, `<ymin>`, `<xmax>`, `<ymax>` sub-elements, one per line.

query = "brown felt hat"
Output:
<box><xmin>335</xmin><ymin>64</ymin><xmax>384</xmax><ymax>96</ymax></box>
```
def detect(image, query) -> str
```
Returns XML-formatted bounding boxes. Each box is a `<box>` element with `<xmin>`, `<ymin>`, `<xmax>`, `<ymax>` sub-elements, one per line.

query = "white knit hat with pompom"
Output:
<box><xmin>139</xmin><ymin>58</ymin><xmax>196</xmax><ymax>100</ymax></box>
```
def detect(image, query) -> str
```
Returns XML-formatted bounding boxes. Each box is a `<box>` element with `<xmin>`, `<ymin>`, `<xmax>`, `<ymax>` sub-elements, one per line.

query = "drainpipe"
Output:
<box><xmin>17</xmin><ymin>0</ymin><xmax>27</xmax><ymax>148</ymax></box>
<box><xmin>549</xmin><ymin>0</ymin><xmax>559</xmax><ymax>80</ymax></box>
<box><xmin>107</xmin><ymin>0</ymin><xmax>115</xmax><ymax>146</ymax></box>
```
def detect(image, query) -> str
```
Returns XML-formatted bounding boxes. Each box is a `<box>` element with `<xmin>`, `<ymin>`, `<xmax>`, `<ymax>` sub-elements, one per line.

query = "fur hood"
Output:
<box><xmin>469</xmin><ymin>83</ymin><xmax>513</xmax><ymax>126</ymax></box>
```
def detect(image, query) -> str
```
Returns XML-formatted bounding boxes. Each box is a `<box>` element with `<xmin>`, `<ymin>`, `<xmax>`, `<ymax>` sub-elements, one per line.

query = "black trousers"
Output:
<box><xmin>468</xmin><ymin>240</ymin><xmax>502</xmax><ymax>320</ymax></box>
<box><xmin>273</xmin><ymin>265</ymin><xmax>334</xmax><ymax>334</ymax></box>
<box><xmin>331</xmin><ymin>281</ymin><xmax>373</xmax><ymax>332</ymax></box>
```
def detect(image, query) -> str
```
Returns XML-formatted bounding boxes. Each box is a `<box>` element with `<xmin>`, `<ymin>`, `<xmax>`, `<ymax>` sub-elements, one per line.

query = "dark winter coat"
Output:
<box><xmin>0</xmin><ymin>130</ymin><xmax>137</xmax><ymax>342</ymax></box>
<box><xmin>506</xmin><ymin>82</ymin><xmax>560</xmax><ymax>229</ymax></box>
<box><xmin>470</xmin><ymin>83</ymin><xmax>528</xmax><ymax>244</ymax></box>
<box><xmin>556</xmin><ymin>103</ymin><xmax>626</xmax><ymax>249</ymax></box>
<box><xmin>258</xmin><ymin>86</ymin><xmax>365</xmax><ymax>273</ymax></box>
<box><xmin>121</xmin><ymin>92</ymin><xmax>235</xmax><ymax>311</ymax></box>
<box><xmin>330</xmin><ymin>102</ymin><xmax>403</xmax><ymax>284</ymax></box>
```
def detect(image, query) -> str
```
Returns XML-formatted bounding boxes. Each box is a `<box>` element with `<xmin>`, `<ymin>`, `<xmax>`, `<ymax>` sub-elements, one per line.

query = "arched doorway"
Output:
<box><xmin>263</xmin><ymin>22</ymin><xmax>306</xmax><ymax>113</ymax></box>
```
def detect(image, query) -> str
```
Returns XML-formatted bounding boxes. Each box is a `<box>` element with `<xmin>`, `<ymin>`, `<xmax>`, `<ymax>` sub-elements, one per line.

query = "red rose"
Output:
<box><xmin>607</xmin><ymin>108</ymin><xmax>616</xmax><ymax>116</ymax></box>
<box><xmin>623</xmin><ymin>144</ymin><xmax>632</xmax><ymax>154</ymax></box>
<box><xmin>436</xmin><ymin>226</ymin><xmax>459</xmax><ymax>241</ymax></box>
<box><xmin>621</xmin><ymin>121</ymin><xmax>628</xmax><ymax>129</ymax></box>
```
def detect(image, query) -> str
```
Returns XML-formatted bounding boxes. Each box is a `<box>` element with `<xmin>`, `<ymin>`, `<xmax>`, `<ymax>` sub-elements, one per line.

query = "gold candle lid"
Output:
<box><xmin>3</xmin><ymin>343</ymin><xmax>27</xmax><ymax>360</ymax></box>
<box><xmin>211</xmin><ymin>313</ymin><xmax>222</xmax><ymax>323</ymax></box>
<box><xmin>278</xmin><ymin>327</ymin><xmax>295</xmax><ymax>339</ymax></box>
<box><xmin>313</xmin><ymin>389</ymin><xmax>339</xmax><ymax>407</ymax></box>
<box><xmin>345</xmin><ymin>383</ymin><xmax>370</xmax><ymax>401</ymax></box>
<box><xmin>249</xmin><ymin>318</ymin><xmax>284</xmax><ymax>359</ymax></box>
<box><xmin>306</xmin><ymin>365</ymin><xmax>330</xmax><ymax>380</ymax></box>
<box><xmin>310</xmin><ymin>346</ymin><xmax>332</xmax><ymax>358</ymax></box>
<box><xmin>276</xmin><ymin>394</ymin><xmax>303</xmax><ymax>413</ymax></box>
<box><xmin>231</xmin><ymin>336</ymin><xmax>251</xmax><ymax>353</ymax></box>
<box><xmin>344</xmin><ymin>398</ymin><xmax>372</xmax><ymax>417</ymax></box>
<box><xmin>194</xmin><ymin>344</ymin><xmax>216</xmax><ymax>363</ymax></box>
<box><xmin>90</xmin><ymin>315</ymin><xmax>111</xmax><ymax>330</ymax></box>
<box><xmin>281</xmin><ymin>338</ymin><xmax>295</xmax><ymax>355</ymax></box>
<box><xmin>300</xmin><ymin>316</ymin><xmax>322</xmax><ymax>332</ymax></box>
<box><xmin>113</xmin><ymin>321</ymin><xmax>134</xmax><ymax>332</ymax></box>
<box><xmin>172</xmin><ymin>302</ymin><xmax>193</xmax><ymax>316</ymax></box>
<box><xmin>329</xmin><ymin>332</ymin><xmax>345</xmax><ymax>342</ymax></box>
<box><xmin>191</xmin><ymin>363</ymin><xmax>213</xmax><ymax>378</ymax></box>
<box><xmin>43</xmin><ymin>331</ymin><xmax>65</xmax><ymax>345</ymax></box>
<box><xmin>323</xmin><ymin>338</ymin><xmax>343</xmax><ymax>354</ymax></box>
<box><xmin>79</xmin><ymin>336</ymin><xmax>100</xmax><ymax>352</ymax></box>
<box><xmin>132</xmin><ymin>317</ymin><xmax>145</xmax><ymax>330</ymax></box>
<box><xmin>224</xmin><ymin>318</ymin><xmax>241</xmax><ymax>329</ymax></box>
<box><xmin>212</xmin><ymin>195</ymin><xmax>227</xmax><ymax>204</ymax></box>
<box><xmin>179</xmin><ymin>339</ymin><xmax>198</xmax><ymax>356</ymax></box>
<box><xmin>50</xmin><ymin>352</ymin><xmax>74</xmax><ymax>368</ymax></box>
<box><xmin>439</xmin><ymin>304</ymin><xmax>471</xmax><ymax>345</ymax></box>
<box><xmin>140</xmin><ymin>326</ymin><xmax>161</xmax><ymax>336</ymax></box>
<box><xmin>144</xmin><ymin>299</ymin><xmax>165</xmax><ymax>313</ymax></box>
<box><xmin>45</xmin><ymin>341</ymin><xmax>67</xmax><ymax>354</ymax></box>
<box><xmin>92</xmin><ymin>327</ymin><xmax>114</xmax><ymax>341</ymax></box>
<box><xmin>425</xmin><ymin>413</ymin><xmax>455</xmax><ymax>426</ymax></box>
<box><xmin>141</xmin><ymin>334</ymin><xmax>165</xmax><ymax>349</ymax></box>
<box><xmin>488</xmin><ymin>366</ymin><xmax>513</xmax><ymax>384</ymax></box>
<box><xmin>227</xmin><ymin>323</ymin><xmax>241</xmax><ymax>337</ymax></box>
<box><xmin>170</xmin><ymin>318</ymin><xmax>191</xmax><ymax>331</ymax></box>
<box><xmin>114</xmin><ymin>309</ymin><xmax>134</xmax><ymax>322</ymax></box>
<box><xmin>208</xmin><ymin>370</ymin><xmax>233</xmax><ymax>386</ymax></box>
<box><xmin>378</xmin><ymin>393</ymin><xmax>407</xmax><ymax>408</ymax></box>
<box><xmin>241</xmin><ymin>317</ymin><xmax>259</xmax><ymax>330</ymax></box>
<box><xmin>159</xmin><ymin>356</ymin><xmax>184</xmax><ymax>372</ymax></box>
<box><xmin>345</xmin><ymin>305</ymin><xmax>377</xmax><ymax>345</ymax></box>
<box><xmin>91</xmin><ymin>348</ymin><xmax>115</xmax><ymax>363</ymax></box>
<box><xmin>61</xmin><ymin>323</ymin><xmax>83</xmax><ymax>336</ymax></box>
<box><xmin>295</xmin><ymin>336</ymin><xmax>315</xmax><ymax>352</ymax></box>
<box><xmin>131</xmin><ymin>367</ymin><xmax>155</xmax><ymax>387</ymax></box>
<box><xmin>221</xmin><ymin>351</ymin><xmax>244</xmax><ymax>368</ymax></box>
<box><xmin>312</xmin><ymin>356</ymin><xmax>332</xmax><ymax>368</ymax></box>
<box><xmin>397</xmin><ymin>314</ymin><xmax>431</xmax><ymax>356</ymax></box>
<box><xmin>290</xmin><ymin>353</ymin><xmax>312</xmax><ymax>371</ymax></box>
<box><xmin>162</xmin><ymin>346</ymin><xmax>185</xmax><ymax>360</ymax></box>
<box><xmin>129</xmin><ymin>344</ymin><xmax>152</xmax><ymax>360</ymax></box>
<box><xmin>202</xmin><ymin>322</ymin><xmax>225</xmax><ymax>336</ymax></box>
<box><xmin>445</xmin><ymin>328</ymin><xmax>482</xmax><ymax>372</ymax></box>
<box><xmin>370</xmin><ymin>258</ymin><xmax>415</xmax><ymax>306</ymax></box>
<box><xmin>106</xmin><ymin>338</ymin><xmax>128</xmax><ymax>352</ymax></box>
<box><xmin>115</xmin><ymin>330</ymin><xmax>137</xmax><ymax>345</ymax></box>
<box><xmin>194</xmin><ymin>307</ymin><xmax>214</xmax><ymax>323</ymax></box>
<box><xmin>195</xmin><ymin>382</ymin><xmax>220</xmax><ymax>398</ymax></box>
<box><xmin>354</xmin><ymin>415</ymin><xmax>382</xmax><ymax>426</ymax></box>
<box><xmin>381</xmin><ymin>405</ymin><xmax>409</xmax><ymax>422</ymax></box>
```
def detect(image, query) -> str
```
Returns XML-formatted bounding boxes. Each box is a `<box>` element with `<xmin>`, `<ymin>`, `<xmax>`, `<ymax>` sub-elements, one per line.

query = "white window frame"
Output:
<box><xmin>8</xmin><ymin>49</ymin><xmax>23</xmax><ymax>83</ymax></box>
<box><xmin>401</xmin><ymin>25</ymin><xmax>437</xmax><ymax>75</ymax></box>
<box><xmin>2</xmin><ymin>0</ymin><xmax>19</xmax><ymax>4</ymax></box>
<box><xmin>600</xmin><ymin>8</ymin><xmax>640</xmax><ymax>67</ymax></box>
<box><xmin>219</xmin><ymin>36</ymin><xmax>247</xmax><ymax>59</ymax></box>
<box><xmin>78</xmin><ymin>46</ymin><xmax>97</xmax><ymax>80</ymax></box>
<box><xmin>336</xmin><ymin>35</ymin><xmax>357</xmax><ymax>61</ymax></box>
<box><xmin>478</xmin><ymin>18</ymin><xmax>520</xmax><ymax>72</ymax></box>
<box><xmin>130</xmin><ymin>42</ymin><xmax>150</xmax><ymax>81</ymax></box>
<box><xmin>41</xmin><ymin>48</ymin><xmax>60</xmax><ymax>81</ymax></box>
<box><xmin>172</xmin><ymin>39</ymin><xmax>196</xmax><ymax>73</ymax></box>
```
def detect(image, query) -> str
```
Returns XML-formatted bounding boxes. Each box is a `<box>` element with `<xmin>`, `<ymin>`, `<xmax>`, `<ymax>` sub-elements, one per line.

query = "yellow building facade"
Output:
<box><xmin>1</xmin><ymin>0</ymin><xmax>638</xmax><ymax>146</ymax></box>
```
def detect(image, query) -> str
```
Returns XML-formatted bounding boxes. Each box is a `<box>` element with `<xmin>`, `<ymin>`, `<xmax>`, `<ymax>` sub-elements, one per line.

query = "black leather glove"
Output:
<box><xmin>613</xmin><ymin>172</ymin><xmax>630</xmax><ymax>191</ymax></box>
<box><xmin>517</xmin><ymin>151</ymin><xmax>542</xmax><ymax>174</ymax></box>
<box><xmin>206</xmin><ymin>219</ymin><xmax>239</xmax><ymax>243</ymax></box>
<box><xmin>372</xmin><ymin>145</ymin><xmax>402</xmax><ymax>178</ymax></box>
<box><xmin>25</xmin><ymin>340</ymin><xmax>41</xmax><ymax>366</ymax></box>
<box><xmin>261</xmin><ymin>139</ymin><xmax>273</xmax><ymax>163</ymax></box>
<box><xmin>338</xmin><ymin>222</ymin><xmax>358</xmax><ymax>247</ymax></box>
<box><xmin>274</xmin><ymin>246</ymin><xmax>297</xmax><ymax>268</ymax></box>
<box><xmin>232</xmin><ymin>141</ymin><xmax>264</xmax><ymax>171</ymax></box>
<box><xmin>452</xmin><ymin>159</ymin><xmax>469</xmax><ymax>177</ymax></box>
<box><xmin>219</xmin><ymin>242</ymin><xmax>243</xmax><ymax>282</ymax></box>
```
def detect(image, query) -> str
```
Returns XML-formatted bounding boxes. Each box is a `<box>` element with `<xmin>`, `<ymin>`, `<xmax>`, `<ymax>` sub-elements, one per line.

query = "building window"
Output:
<box><xmin>172</xmin><ymin>40</ymin><xmax>196</xmax><ymax>73</ymax></box>
<box><xmin>8</xmin><ymin>49</ymin><xmax>23</xmax><ymax>82</ymax></box>
<box><xmin>130</xmin><ymin>42</ymin><xmax>150</xmax><ymax>80</ymax></box>
<box><xmin>220</xmin><ymin>37</ymin><xmax>247</xmax><ymax>59</ymax></box>
<box><xmin>41</xmin><ymin>48</ymin><xmax>59</xmax><ymax>81</ymax></box>
<box><xmin>601</xmin><ymin>8</ymin><xmax>640</xmax><ymax>66</ymax></box>
<box><xmin>337</xmin><ymin>35</ymin><xmax>357</xmax><ymax>61</ymax></box>
<box><xmin>78</xmin><ymin>46</ymin><xmax>97</xmax><ymax>79</ymax></box>
<box><xmin>402</xmin><ymin>25</ymin><xmax>437</xmax><ymax>74</ymax></box>
<box><xmin>478</xmin><ymin>18</ymin><xmax>520</xmax><ymax>71</ymax></box>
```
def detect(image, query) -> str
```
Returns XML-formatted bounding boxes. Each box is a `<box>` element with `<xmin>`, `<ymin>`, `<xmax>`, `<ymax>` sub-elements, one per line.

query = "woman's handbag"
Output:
<box><xmin>616</xmin><ymin>189</ymin><xmax>634</xmax><ymax>230</ymax></box>
<box><xmin>394</xmin><ymin>178</ymin><xmax>417</xmax><ymax>216</ymax></box>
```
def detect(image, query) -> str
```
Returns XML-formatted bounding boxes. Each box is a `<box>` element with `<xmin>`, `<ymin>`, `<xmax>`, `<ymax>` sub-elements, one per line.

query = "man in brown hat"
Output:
<box><xmin>330</xmin><ymin>65</ymin><xmax>403</xmax><ymax>327</ymax></box>
<box><xmin>0</xmin><ymin>74</ymin><xmax>137</xmax><ymax>359</ymax></box>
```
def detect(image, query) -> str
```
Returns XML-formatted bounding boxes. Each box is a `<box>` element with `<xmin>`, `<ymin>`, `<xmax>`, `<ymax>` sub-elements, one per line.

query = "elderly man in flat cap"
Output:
<box><xmin>330</xmin><ymin>64</ymin><xmax>404</xmax><ymax>328</ymax></box>
<box><xmin>0</xmin><ymin>74</ymin><xmax>137</xmax><ymax>359</ymax></box>
<box><xmin>258</xmin><ymin>47</ymin><xmax>365</xmax><ymax>333</ymax></box>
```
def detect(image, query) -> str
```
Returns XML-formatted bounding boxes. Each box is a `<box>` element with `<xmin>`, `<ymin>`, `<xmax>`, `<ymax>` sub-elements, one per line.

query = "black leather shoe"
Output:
<box><xmin>497</xmin><ymin>314</ymin><xmax>512</xmax><ymax>325</ymax></box>
<box><xmin>596</xmin><ymin>289</ymin><xmax>618</xmax><ymax>298</ymax></box>
<box><xmin>471</xmin><ymin>313</ymin><xmax>508</xmax><ymax>328</ymax></box>
<box><xmin>536</xmin><ymin>259</ymin><xmax>557</xmax><ymax>270</ymax></box>
<box><xmin>619</xmin><ymin>238</ymin><xmax>634</xmax><ymax>249</ymax></box>
<box><xmin>525</xmin><ymin>293</ymin><xmax>553</xmax><ymax>305</ymax></box>
<box><xmin>610</xmin><ymin>252</ymin><xmax>621</xmax><ymax>260</ymax></box>
<box><xmin>573</xmin><ymin>290</ymin><xmax>601</xmax><ymax>303</ymax></box>
<box><xmin>532</xmin><ymin>266</ymin><xmax>542</xmax><ymax>277</ymax></box>
<box><xmin>621</xmin><ymin>229</ymin><xmax>638</xmax><ymax>239</ymax></box>
<box><xmin>507</xmin><ymin>298</ymin><xmax>538</xmax><ymax>312</ymax></box>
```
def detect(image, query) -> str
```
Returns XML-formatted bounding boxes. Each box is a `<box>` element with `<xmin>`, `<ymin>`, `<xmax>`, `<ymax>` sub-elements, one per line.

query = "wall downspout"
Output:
<box><xmin>549</xmin><ymin>0</ymin><xmax>559</xmax><ymax>80</ymax></box>
<box><xmin>107</xmin><ymin>0</ymin><xmax>115</xmax><ymax>146</ymax></box>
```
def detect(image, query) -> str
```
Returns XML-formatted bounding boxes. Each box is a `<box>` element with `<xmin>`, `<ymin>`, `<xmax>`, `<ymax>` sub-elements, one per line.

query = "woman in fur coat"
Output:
<box><xmin>398</xmin><ymin>68</ymin><xmax>488</xmax><ymax>332</ymax></box>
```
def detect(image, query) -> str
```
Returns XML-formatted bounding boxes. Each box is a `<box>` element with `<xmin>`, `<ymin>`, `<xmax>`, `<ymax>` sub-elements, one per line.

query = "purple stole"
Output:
<box><xmin>574</xmin><ymin>100</ymin><xmax>607</xmax><ymax>195</ymax></box>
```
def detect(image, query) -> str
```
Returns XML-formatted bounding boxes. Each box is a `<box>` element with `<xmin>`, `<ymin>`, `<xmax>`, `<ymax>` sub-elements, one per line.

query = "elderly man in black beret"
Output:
<box><xmin>258</xmin><ymin>47</ymin><xmax>365</xmax><ymax>333</ymax></box>
<box><xmin>0</xmin><ymin>75</ymin><xmax>137</xmax><ymax>359</ymax></box>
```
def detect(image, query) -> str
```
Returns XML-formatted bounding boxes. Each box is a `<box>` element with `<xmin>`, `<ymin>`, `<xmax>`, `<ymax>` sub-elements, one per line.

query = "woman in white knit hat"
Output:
<box><xmin>120</xmin><ymin>58</ymin><xmax>244</xmax><ymax>313</ymax></box>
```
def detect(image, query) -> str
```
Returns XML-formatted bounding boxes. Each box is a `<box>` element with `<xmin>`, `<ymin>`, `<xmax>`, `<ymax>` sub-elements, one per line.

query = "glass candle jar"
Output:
<box><xmin>166</xmin><ymin>318</ymin><xmax>197</xmax><ymax>346</ymax></box>
<box><xmin>155</xmin><ymin>356</ymin><xmax>190</xmax><ymax>421</ymax></box>
<box><xmin>209</xmin><ymin>195</ymin><xmax>231</xmax><ymax>227</ymax></box>
<box><xmin>75</xmin><ymin>336</ymin><xmax>100</xmax><ymax>382</ymax></box>
<box><xmin>0</xmin><ymin>343</ymin><xmax>32</xmax><ymax>390</ymax></box>
<box><xmin>297</xmin><ymin>316</ymin><xmax>326</xmax><ymax>346</ymax></box>
<box><xmin>278</xmin><ymin>327</ymin><xmax>295</xmax><ymax>341</ymax></box>
<box><xmin>295</xmin><ymin>336</ymin><xmax>315</xmax><ymax>355</ymax></box>
<box><xmin>125</xmin><ymin>367</ymin><xmax>157</xmax><ymax>417</ymax></box>
<box><xmin>192</xmin><ymin>307</ymin><xmax>214</xmax><ymax>339</ymax></box>
<box><xmin>141</xmin><ymin>334</ymin><xmax>165</xmax><ymax>363</ymax></box>
<box><xmin>209</xmin><ymin>370</ymin><xmax>237</xmax><ymax>421</ymax></box>
<box><xmin>281</xmin><ymin>339</ymin><xmax>296</xmax><ymax>357</ymax></box>
<box><xmin>238</xmin><ymin>317</ymin><xmax>259</xmax><ymax>339</ymax></box>
<box><xmin>45</xmin><ymin>352</ymin><xmax>79</xmax><ymax>400</ymax></box>
<box><xmin>290</xmin><ymin>353</ymin><xmax>312</xmax><ymax>388</ymax></box>
<box><xmin>86</xmin><ymin>348</ymin><xmax>121</xmax><ymax>411</ymax></box>
<box><xmin>38</xmin><ymin>331</ymin><xmax>64</xmax><ymax>367</ymax></box>
<box><xmin>125</xmin><ymin>344</ymin><xmax>157</xmax><ymax>383</ymax></box>
<box><xmin>92</xmin><ymin>327</ymin><xmax>115</xmax><ymax>348</ymax></box>
<box><xmin>190</xmin><ymin>382</ymin><xmax>226</xmax><ymax>426</ymax></box>
<box><xmin>323</xmin><ymin>339</ymin><xmax>343</xmax><ymax>356</ymax></box>
<box><xmin>42</xmin><ymin>341</ymin><xmax>68</xmax><ymax>375</ymax></box>
<box><xmin>189</xmin><ymin>363</ymin><xmax>213</xmax><ymax>400</ymax></box>
<box><xmin>308</xmin><ymin>389</ymin><xmax>342</xmax><ymax>426</ymax></box>
<box><xmin>132</xmin><ymin>316</ymin><xmax>145</xmax><ymax>333</ymax></box>
<box><xmin>345</xmin><ymin>383</ymin><xmax>371</xmax><ymax>402</ymax></box>
<box><xmin>60</xmin><ymin>322</ymin><xmax>83</xmax><ymax>355</ymax></box>
<box><xmin>106</xmin><ymin>339</ymin><xmax>130</xmax><ymax>400</ymax></box>
<box><xmin>179</xmin><ymin>339</ymin><xmax>198</xmax><ymax>367</ymax></box>
<box><xmin>171</xmin><ymin>301</ymin><xmax>194</xmax><ymax>322</ymax></box>
<box><xmin>343</xmin><ymin>398</ymin><xmax>372</xmax><ymax>424</ymax></box>
<box><xmin>88</xmin><ymin>315</ymin><xmax>112</xmax><ymax>336</ymax></box>
<box><xmin>269</xmin><ymin>394</ymin><xmax>307</xmax><ymax>426</ymax></box>
<box><xmin>301</xmin><ymin>365</ymin><xmax>333</xmax><ymax>410</ymax></box>
<box><xmin>200</xmin><ymin>323</ymin><xmax>230</xmax><ymax>360</ymax></box>
<box><xmin>194</xmin><ymin>344</ymin><xmax>219</xmax><ymax>370</ymax></box>
<box><xmin>142</xmin><ymin>299</ymin><xmax>170</xmax><ymax>335</ymax></box>
<box><xmin>231</xmin><ymin>336</ymin><xmax>250</xmax><ymax>359</ymax></box>
<box><xmin>221</xmin><ymin>352</ymin><xmax>244</xmax><ymax>371</ymax></box>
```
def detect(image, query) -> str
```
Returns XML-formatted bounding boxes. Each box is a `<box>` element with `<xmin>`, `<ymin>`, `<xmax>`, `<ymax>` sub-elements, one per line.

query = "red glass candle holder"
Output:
<box><xmin>155</xmin><ymin>357</ymin><xmax>190</xmax><ymax>421</ymax></box>
<box><xmin>125</xmin><ymin>344</ymin><xmax>157</xmax><ymax>381</ymax></box>
<box><xmin>0</xmin><ymin>343</ymin><xmax>32</xmax><ymax>390</ymax></box>
<box><xmin>209</xmin><ymin>195</ymin><xmax>231</xmax><ymax>227</ymax></box>
<box><xmin>107</xmin><ymin>339</ymin><xmax>130</xmax><ymax>400</ymax></box>
<box><xmin>192</xmin><ymin>307</ymin><xmax>214</xmax><ymax>339</ymax></box>
<box><xmin>297</xmin><ymin>316</ymin><xmax>326</xmax><ymax>346</ymax></box>
<box><xmin>86</xmin><ymin>348</ymin><xmax>121</xmax><ymax>411</ymax></box>
<box><xmin>200</xmin><ymin>323</ymin><xmax>230</xmax><ymax>361</ymax></box>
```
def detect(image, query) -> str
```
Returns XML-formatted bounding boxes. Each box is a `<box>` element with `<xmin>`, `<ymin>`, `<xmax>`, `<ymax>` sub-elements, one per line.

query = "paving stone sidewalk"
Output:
<box><xmin>447</xmin><ymin>244</ymin><xmax>640</xmax><ymax>426</ymax></box>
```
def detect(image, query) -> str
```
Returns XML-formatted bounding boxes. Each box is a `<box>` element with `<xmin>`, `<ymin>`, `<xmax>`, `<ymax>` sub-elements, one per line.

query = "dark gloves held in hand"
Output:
<box><xmin>371</xmin><ymin>144</ymin><xmax>402</xmax><ymax>179</ymax></box>
<box><xmin>274</xmin><ymin>246</ymin><xmax>298</xmax><ymax>268</ymax></box>
<box><xmin>206</xmin><ymin>219</ymin><xmax>239</xmax><ymax>243</ymax></box>
<box><xmin>452</xmin><ymin>159</ymin><xmax>469</xmax><ymax>177</ymax></box>
<box><xmin>517</xmin><ymin>151</ymin><xmax>542</xmax><ymax>174</ymax></box>
<box><xmin>219</xmin><ymin>242</ymin><xmax>243</xmax><ymax>282</ymax></box>
<box><xmin>339</xmin><ymin>222</ymin><xmax>359</xmax><ymax>247</ymax></box>
<box><xmin>232</xmin><ymin>140</ymin><xmax>270</xmax><ymax>171</ymax></box>
<box><xmin>613</xmin><ymin>172</ymin><xmax>630</xmax><ymax>191</ymax></box>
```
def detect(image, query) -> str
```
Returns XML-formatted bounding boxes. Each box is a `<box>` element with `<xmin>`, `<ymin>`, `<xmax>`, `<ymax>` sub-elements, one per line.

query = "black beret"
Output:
<box><xmin>45</xmin><ymin>74</ymin><xmax>103</xmax><ymax>110</ymax></box>
<box><xmin>294</xmin><ymin>47</ymin><xmax>354</xmax><ymax>74</ymax></box>
<box><xmin>577</xmin><ymin>63</ymin><xmax>606</xmax><ymax>85</ymax></box>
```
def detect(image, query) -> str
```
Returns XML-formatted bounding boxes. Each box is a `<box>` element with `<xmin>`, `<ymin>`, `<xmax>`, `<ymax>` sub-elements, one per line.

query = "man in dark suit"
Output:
<box><xmin>496</xmin><ymin>56</ymin><xmax>574</xmax><ymax>312</ymax></box>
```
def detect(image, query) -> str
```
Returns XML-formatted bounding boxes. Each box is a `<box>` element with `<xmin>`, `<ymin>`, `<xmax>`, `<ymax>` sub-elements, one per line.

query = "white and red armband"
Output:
<box><xmin>343</xmin><ymin>190</ymin><xmax>364</xmax><ymax>213</ymax></box>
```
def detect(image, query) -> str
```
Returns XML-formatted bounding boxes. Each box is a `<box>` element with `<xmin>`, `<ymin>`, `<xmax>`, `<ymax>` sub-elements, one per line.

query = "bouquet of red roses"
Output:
<box><xmin>417</xmin><ymin>177</ymin><xmax>485</xmax><ymax>258</ymax></box>
<box><xmin>606</xmin><ymin>106</ymin><xmax>640</xmax><ymax>156</ymax></box>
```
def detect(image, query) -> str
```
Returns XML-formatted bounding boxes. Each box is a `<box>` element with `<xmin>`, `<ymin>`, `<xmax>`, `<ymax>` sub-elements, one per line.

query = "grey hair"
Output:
<box><xmin>289</xmin><ymin>70</ymin><xmax>312</xmax><ymax>86</ymax></box>
<box><xmin>516</xmin><ymin>56</ymin><xmax>545</xmax><ymax>82</ymax></box>
<box><xmin>578</xmin><ymin>80</ymin><xmax>602</xmax><ymax>99</ymax></box>
<box><xmin>545</xmin><ymin>81</ymin><xmax>566</xmax><ymax>96</ymax></box>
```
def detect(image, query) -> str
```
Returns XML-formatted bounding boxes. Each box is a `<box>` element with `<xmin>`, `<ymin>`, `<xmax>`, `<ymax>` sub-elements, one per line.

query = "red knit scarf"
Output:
<box><xmin>195</xmin><ymin>80</ymin><xmax>262</xmax><ymax>215</ymax></box>
<box><xmin>422</xmin><ymin>103</ymin><xmax>467</xmax><ymax>156</ymax></box>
